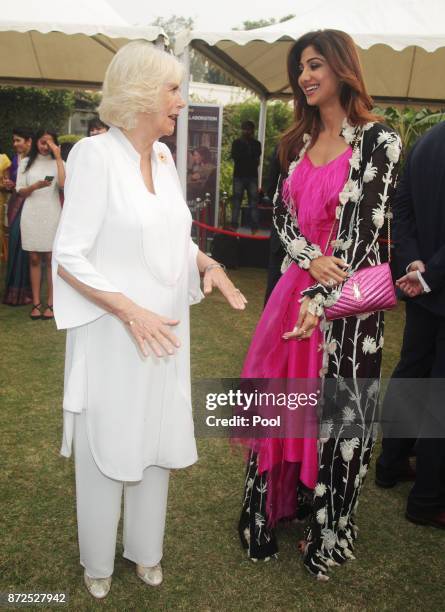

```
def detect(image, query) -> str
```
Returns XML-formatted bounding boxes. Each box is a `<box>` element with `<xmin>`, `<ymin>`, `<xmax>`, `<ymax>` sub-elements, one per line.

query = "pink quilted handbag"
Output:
<box><xmin>325</xmin><ymin>262</ymin><xmax>396</xmax><ymax>320</ymax></box>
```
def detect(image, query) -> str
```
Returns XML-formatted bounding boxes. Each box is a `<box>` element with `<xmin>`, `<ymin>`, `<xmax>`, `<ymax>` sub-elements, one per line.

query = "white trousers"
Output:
<box><xmin>73</xmin><ymin>411</ymin><xmax>170</xmax><ymax>579</ymax></box>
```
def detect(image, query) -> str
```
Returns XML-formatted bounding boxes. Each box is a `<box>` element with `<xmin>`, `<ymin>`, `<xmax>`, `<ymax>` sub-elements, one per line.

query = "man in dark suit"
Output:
<box><xmin>376</xmin><ymin>122</ymin><xmax>445</xmax><ymax>528</ymax></box>
<box><xmin>230</xmin><ymin>120</ymin><xmax>261</xmax><ymax>233</ymax></box>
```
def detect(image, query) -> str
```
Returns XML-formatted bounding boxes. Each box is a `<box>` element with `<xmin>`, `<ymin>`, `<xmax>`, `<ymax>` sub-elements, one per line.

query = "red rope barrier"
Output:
<box><xmin>192</xmin><ymin>219</ymin><xmax>393</xmax><ymax>245</ymax></box>
<box><xmin>192</xmin><ymin>219</ymin><xmax>269</xmax><ymax>240</ymax></box>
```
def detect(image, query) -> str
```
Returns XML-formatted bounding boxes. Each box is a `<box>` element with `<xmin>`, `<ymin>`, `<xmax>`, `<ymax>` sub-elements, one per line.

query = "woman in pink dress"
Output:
<box><xmin>238</xmin><ymin>30</ymin><xmax>401</xmax><ymax>580</ymax></box>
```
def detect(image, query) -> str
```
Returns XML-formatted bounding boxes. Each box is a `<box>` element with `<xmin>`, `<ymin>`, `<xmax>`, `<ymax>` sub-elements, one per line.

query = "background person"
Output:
<box><xmin>52</xmin><ymin>41</ymin><xmax>246</xmax><ymax>600</ymax></box>
<box><xmin>17</xmin><ymin>130</ymin><xmax>65</xmax><ymax>319</ymax></box>
<box><xmin>0</xmin><ymin>150</ymin><xmax>11</xmax><ymax>260</ymax></box>
<box><xmin>2</xmin><ymin>127</ymin><xmax>33</xmax><ymax>305</ymax></box>
<box><xmin>230</xmin><ymin>120</ymin><xmax>261</xmax><ymax>233</ymax></box>
<box><xmin>376</xmin><ymin>121</ymin><xmax>445</xmax><ymax>528</ymax></box>
<box><xmin>237</xmin><ymin>29</ymin><xmax>401</xmax><ymax>580</ymax></box>
<box><xmin>187</xmin><ymin>145</ymin><xmax>216</xmax><ymax>200</ymax></box>
<box><xmin>87</xmin><ymin>117</ymin><xmax>109</xmax><ymax>137</ymax></box>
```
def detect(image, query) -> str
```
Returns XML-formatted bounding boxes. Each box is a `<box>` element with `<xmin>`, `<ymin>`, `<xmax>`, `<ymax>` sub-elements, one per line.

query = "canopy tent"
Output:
<box><xmin>176</xmin><ymin>0</ymin><xmax>445</xmax><ymax>102</ymax></box>
<box><xmin>0</xmin><ymin>0</ymin><xmax>166</xmax><ymax>89</ymax></box>
<box><xmin>175</xmin><ymin>0</ymin><xmax>445</xmax><ymax>193</ymax></box>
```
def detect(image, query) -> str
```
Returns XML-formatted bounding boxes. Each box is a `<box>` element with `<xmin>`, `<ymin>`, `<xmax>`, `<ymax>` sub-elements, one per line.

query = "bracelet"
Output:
<box><xmin>203</xmin><ymin>262</ymin><xmax>226</xmax><ymax>275</ymax></box>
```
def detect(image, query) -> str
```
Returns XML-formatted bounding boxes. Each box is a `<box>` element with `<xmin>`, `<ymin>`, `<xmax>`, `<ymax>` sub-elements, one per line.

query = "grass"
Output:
<box><xmin>1</xmin><ymin>266</ymin><xmax>444</xmax><ymax>612</ymax></box>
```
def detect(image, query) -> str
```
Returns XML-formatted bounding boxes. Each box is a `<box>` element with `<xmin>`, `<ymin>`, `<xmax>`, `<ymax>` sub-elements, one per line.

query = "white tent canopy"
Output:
<box><xmin>175</xmin><ymin>0</ymin><xmax>445</xmax><ymax>196</ymax></box>
<box><xmin>0</xmin><ymin>0</ymin><xmax>166</xmax><ymax>89</ymax></box>
<box><xmin>176</xmin><ymin>0</ymin><xmax>445</xmax><ymax>102</ymax></box>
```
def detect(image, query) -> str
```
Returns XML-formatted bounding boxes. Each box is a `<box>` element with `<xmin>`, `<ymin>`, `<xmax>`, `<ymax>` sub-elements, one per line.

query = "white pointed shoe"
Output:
<box><xmin>83</xmin><ymin>571</ymin><xmax>112</xmax><ymax>599</ymax></box>
<box><xmin>136</xmin><ymin>562</ymin><xmax>163</xmax><ymax>586</ymax></box>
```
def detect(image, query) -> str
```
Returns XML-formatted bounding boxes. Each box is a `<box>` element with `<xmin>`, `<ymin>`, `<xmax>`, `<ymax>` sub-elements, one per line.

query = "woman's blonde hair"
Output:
<box><xmin>99</xmin><ymin>41</ymin><xmax>184</xmax><ymax>130</ymax></box>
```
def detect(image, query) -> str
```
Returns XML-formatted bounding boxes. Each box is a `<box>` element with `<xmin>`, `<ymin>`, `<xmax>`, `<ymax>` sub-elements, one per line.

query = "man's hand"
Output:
<box><xmin>407</xmin><ymin>260</ymin><xmax>425</xmax><ymax>273</ymax></box>
<box><xmin>396</xmin><ymin>271</ymin><xmax>424</xmax><ymax>297</ymax></box>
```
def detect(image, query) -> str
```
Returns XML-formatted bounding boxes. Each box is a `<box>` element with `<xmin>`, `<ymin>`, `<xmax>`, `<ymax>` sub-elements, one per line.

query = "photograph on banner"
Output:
<box><xmin>161</xmin><ymin>103</ymin><xmax>222</xmax><ymax>227</ymax></box>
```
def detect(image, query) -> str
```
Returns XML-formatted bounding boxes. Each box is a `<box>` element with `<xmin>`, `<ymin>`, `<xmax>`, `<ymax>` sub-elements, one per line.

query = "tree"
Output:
<box><xmin>150</xmin><ymin>15</ymin><xmax>231</xmax><ymax>84</ymax></box>
<box><xmin>0</xmin><ymin>87</ymin><xmax>75</xmax><ymax>156</ymax></box>
<box><xmin>375</xmin><ymin>106</ymin><xmax>445</xmax><ymax>163</ymax></box>
<box><xmin>233</xmin><ymin>14</ymin><xmax>295</xmax><ymax>30</ymax></box>
<box><xmin>219</xmin><ymin>98</ymin><xmax>293</xmax><ymax>194</ymax></box>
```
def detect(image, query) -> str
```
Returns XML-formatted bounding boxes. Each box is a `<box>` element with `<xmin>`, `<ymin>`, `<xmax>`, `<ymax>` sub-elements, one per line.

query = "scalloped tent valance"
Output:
<box><xmin>176</xmin><ymin>0</ymin><xmax>445</xmax><ymax>103</ymax></box>
<box><xmin>0</xmin><ymin>0</ymin><xmax>167</xmax><ymax>89</ymax></box>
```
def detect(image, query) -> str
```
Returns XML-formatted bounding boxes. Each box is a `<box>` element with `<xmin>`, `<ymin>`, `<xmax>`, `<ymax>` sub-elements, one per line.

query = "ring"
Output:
<box><xmin>328</xmin><ymin>279</ymin><xmax>335</xmax><ymax>286</ymax></box>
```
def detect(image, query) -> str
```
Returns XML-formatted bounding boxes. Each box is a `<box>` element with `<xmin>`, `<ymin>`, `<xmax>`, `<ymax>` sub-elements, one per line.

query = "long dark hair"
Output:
<box><xmin>25</xmin><ymin>129</ymin><xmax>59</xmax><ymax>171</ymax></box>
<box><xmin>12</xmin><ymin>126</ymin><xmax>34</xmax><ymax>141</ymax></box>
<box><xmin>278</xmin><ymin>29</ymin><xmax>378</xmax><ymax>171</ymax></box>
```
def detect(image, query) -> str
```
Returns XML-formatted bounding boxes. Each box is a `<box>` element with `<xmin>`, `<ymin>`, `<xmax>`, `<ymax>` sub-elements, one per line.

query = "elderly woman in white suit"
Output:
<box><xmin>52</xmin><ymin>41</ymin><xmax>246</xmax><ymax>599</ymax></box>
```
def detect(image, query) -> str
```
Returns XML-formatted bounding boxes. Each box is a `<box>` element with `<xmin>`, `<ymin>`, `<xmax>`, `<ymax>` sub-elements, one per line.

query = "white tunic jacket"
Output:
<box><xmin>52</xmin><ymin>127</ymin><xmax>203</xmax><ymax>480</ymax></box>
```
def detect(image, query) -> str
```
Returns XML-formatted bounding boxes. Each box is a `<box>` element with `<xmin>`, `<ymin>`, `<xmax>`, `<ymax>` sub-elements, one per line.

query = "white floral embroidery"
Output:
<box><xmin>385</xmin><ymin>140</ymin><xmax>401</xmax><ymax>164</ymax></box>
<box><xmin>322</xmin><ymin>529</ymin><xmax>336</xmax><ymax>550</ymax></box>
<box><xmin>330</xmin><ymin>239</ymin><xmax>343</xmax><ymax>248</ymax></box>
<box><xmin>379</xmin><ymin>336</ymin><xmax>384</xmax><ymax>348</ymax></box>
<box><xmin>377</xmin><ymin>130</ymin><xmax>393</xmax><ymax>145</ymax></box>
<box><xmin>349</xmin><ymin>180</ymin><xmax>362</xmax><ymax>203</ymax></box>
<box><xmin>349</xmin><ymin>147</ymin><xmax>360</xmax><ymax>170</ymax></box>
<box><xmin>307</xmin><ymin>297</ymin><xmax>324</xmax><ymax>317</ymax></box>
<box><xmin>354</xmin><ymin>474</ymin><xmax>360</xmax><ymax>488</ymax></box>
<box><xmin>343</xmin><ymin>547</ymin><xmax>355</xmax><ymax>559</ymax></box>
<box><xmin>363</xmin><ymin>161</ymin><xmax>378</xmax><ymax>183</ymax></box>
<box><xmin>367</xmin><ymin>379</ymin><xmax>380</xmax><ymax>398</ymax></box>
<box><xmin>357</xmin><ymin>312</ymin><xmax>372</xmax><ymax>320</ymax></box>
<box><xmin>341</xmin><ymin>238</ymin><xmax>353</xmax><ymax>251</ymax></box>
<box><xmin>359</xmin><ymin>465</ymin><xmax>368</xmax><ymax>479</ymax></box>
<box><xmin>314</xmin><ymin>483</ymin><xmax>327</xmax><ymax>497</ymax></box>
<box><xmin>340</xmin><ymin>438</ymin><xmax>360</xmax><ymax>462</ymax></box>
<box><xmin>327</xmin><ymin>340</ymin><xmax>337</xmax><ymax>354</ymax></box>
<box><xmin>316</xmin><ymin>508</ymin><xmax>327</xmax><ymax>524</ymax></box>
<box><xmin>339</xmin><ymin>538</ymin><xmax>349</xmax><ymax>549</ymax></box>
<box><xmin>372</xmin><ymin>207</ymin><xmax>385</xmax><ymax>228</ymax></box>
<box><xmin>289</xmin><ymin>238</ymin><xmax>307</xmax><ymax>258</ymax></box>
<box><xmin>338</xmin><ymin>516</ymin><xmax>348</xmax><ymax>529</ymax></box>
<box><xmin>342</xmin><ymin>406</ymin><xmax>356</xmax><ymax>423</ymax></box>
<box><xmin>362</xmin><ymin>335</ymin><xmax>377</xmax><ymax>354</ymax></box>
<box><xmin>341</xmin><ymin>119</ymin><xmax>356</xmax><ymax>144</ymax></box>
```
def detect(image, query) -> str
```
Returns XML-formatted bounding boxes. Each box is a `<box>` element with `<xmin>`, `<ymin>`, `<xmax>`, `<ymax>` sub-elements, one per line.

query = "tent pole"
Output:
<box><xmin>257</xmin><ymin>97</ymin><xmax>267</xmax><ymax>188</ymax></box>
<box><xmin>177</xmin><ymin>45</ymin><xmax>190</xmax><ymax>197</ymax></box>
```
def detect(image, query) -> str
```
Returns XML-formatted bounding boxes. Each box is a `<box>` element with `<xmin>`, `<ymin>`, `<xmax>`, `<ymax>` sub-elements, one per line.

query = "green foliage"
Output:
<box><xmin>58</xmin><ymin>134</ymin><xmax>84</xmax><ymax>145</ymax></box>
<box><xmin>375</xmin><ymin>106</ymin><xmax>445</xmax><ymax>161</ymax></box>
<box><xmin>220</xmin><ymin>98</ymin><xmax>293</xmax><ymax>194</ymax></box>
<box><xmin>150</xmin><ymin>14</ymin><xmax>232</xmax><ymax>85</ymax></box>
<box><xmin>0</xmin><ymin>86</ymin><xmax>74</xmax><ymax>156</ymax></box>
<box><xmin>233</xmin><ymin>14</ymin><xmax>295</xmax><ymax>30</ymax></box>
<box><xmin>73</xmin><ymin>89</ymin><xmax>101</xmax><ymax>111</ymax></box>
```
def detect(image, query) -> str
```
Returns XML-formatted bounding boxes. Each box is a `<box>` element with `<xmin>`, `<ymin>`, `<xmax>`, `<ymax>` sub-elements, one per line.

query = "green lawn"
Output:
<box><xmin>1</xmin><ymin>266</ymin><xmax>444</xmax><ymax>612</ymax></box>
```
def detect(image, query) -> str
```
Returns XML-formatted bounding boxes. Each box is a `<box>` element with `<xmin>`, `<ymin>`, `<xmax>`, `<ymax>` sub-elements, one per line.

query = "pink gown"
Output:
<box><xmin>241</xmin><ymin>147</ymin><xmax>352</xmax><ymax>525</ymax></box>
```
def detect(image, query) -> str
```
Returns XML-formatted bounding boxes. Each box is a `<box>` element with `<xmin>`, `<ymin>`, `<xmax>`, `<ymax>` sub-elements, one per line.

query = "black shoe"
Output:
<box><xmin>405</xmin><ymin>509</ymin><xmax>445</xmax><ymax>529</ymax></box>
<box><xmin>375</xmin><ymin>459</ymin><xmax>416</xmax><ymax>488</ymax></box>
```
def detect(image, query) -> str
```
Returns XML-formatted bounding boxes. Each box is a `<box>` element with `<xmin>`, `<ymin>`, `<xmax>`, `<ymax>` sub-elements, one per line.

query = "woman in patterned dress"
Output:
<box><xmin>238</xmin><ymin>29</ymin><xmax>401</xmax><ymax>580</ymax></box>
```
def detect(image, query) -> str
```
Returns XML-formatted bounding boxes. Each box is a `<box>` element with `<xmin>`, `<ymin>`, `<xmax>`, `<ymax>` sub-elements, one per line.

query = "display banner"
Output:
<box><xmin>162</xmin><ymin>103</ymin><xmax>222</xmax><ymax>227</ymax></box>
